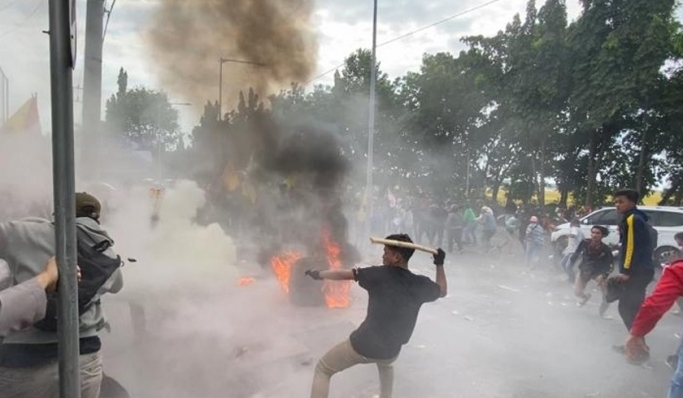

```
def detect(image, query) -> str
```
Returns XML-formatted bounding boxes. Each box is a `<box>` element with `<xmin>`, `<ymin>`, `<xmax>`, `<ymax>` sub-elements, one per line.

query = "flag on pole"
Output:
<box><xmin>1</xmin><ymin>95</ymin><xmax>41</xmax><ymax>136</ymax></box>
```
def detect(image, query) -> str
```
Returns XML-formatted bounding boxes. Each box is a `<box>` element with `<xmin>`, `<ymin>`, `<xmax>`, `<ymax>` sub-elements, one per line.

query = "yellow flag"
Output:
<box><xmin>1</xmin><ymin>96</ymin><xmax>41</xmax><ymax>135</ymax></box>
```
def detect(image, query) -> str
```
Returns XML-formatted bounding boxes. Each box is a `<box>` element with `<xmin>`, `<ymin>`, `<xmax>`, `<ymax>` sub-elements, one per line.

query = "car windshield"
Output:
<box><xmin>584</xmin><ymin>209</ymin><xmax>618</xmax><ymax>226</ymax></box>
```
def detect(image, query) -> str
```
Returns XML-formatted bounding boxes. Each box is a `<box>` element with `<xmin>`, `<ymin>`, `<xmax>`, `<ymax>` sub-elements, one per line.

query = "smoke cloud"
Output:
<box><xmin>146</xmin><ymin>0</ymin><xmax>318</xmax><ymax>108</ymax></box>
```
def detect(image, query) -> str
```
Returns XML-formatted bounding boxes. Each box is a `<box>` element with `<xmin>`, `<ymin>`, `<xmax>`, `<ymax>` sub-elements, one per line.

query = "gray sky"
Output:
<box><xmin>0</xmin><ymin>0</ymin><xmax>678</xmax><ymax>132</ymax></box>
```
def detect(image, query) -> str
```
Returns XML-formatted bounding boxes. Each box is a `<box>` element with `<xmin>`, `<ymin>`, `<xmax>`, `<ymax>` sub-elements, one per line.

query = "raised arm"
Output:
<box><xmin>433</xmin><ymin>248</ymin><xmax>447</xmax><ymax>297</ymax></box>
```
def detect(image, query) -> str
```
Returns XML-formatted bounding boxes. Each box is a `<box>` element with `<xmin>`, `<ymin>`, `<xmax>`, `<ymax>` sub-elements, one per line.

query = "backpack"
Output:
<box><xmin>647</xmin><ymin>222</ymin><xmax>658</xmax><ymax>250</ymax></box>
<box><xmin>34</xmin><ymin>228</ymin><xmax>122</xmax><ymax>332</ymax></box>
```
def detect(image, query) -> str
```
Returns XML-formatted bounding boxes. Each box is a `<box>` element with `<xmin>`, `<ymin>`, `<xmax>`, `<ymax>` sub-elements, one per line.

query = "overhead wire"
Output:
<box><xmin>305</xmin><ymin>0</ymin><xmax>505</xmax><ymax>85</ymax></box>
<box><xmin>103</xmin><ymin>0</ymin><xmax>117</xmax><ymax>42</ymax></box>
<box><xmin>0</xmin><ymin>0</ymin><xmax>23</xmax><ymax>14</ymax></box>
<box><xmin>0</xmin><ymin>0</ymin><xmax>46</xmax><ymax>41</ymax></box>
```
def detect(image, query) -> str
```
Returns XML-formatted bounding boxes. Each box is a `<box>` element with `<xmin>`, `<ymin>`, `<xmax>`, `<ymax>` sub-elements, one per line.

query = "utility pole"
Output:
<box><xmin>49</xmin><ymin>0</ymin><xmax>80</xmax><ymax>396</ymax></box>
<box><xmin>81</xmin><ymin>0</ymin><xmax>104</xmax><ymax>172</ymax></box>
<box><xmin>218</xmin><ymin>57</ymin><xmax>266</xmax><ymax>120</ymax></box>
<box><xmin>364</xmin><ymin>0</ymin><xmax>378</xmax><ymax>243</ymax></box>
<box><xmin>0</xmin><ymin>66</ymin><xmax>8</xmax><ymax>125</ymax></box>
<box><xmin>466</xmin><ymin>151</ymin><xmax>471</xmax><ymax>198</ymax></box>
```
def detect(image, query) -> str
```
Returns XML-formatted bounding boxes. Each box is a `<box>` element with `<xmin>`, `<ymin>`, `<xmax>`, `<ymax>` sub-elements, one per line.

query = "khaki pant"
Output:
<box><xmin>311</xmin><ymin>339</ymin><xmax>397</xmax><ymax>398</ymax></box>
<box><xmin>0</xmin><ymin>351</ymin><xmax>103</xmax><ymax>398</ymax></box>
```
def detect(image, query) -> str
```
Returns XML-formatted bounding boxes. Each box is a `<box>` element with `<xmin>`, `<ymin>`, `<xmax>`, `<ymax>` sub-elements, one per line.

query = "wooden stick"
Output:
<box><xmin>369</xmin><ymin>237</ymin><xmax>438</xmax><ymax>255</ymax></box>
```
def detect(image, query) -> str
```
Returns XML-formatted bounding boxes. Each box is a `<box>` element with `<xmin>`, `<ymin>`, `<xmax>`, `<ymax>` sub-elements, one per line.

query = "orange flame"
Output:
<box><xmin>322</xmin><ymin>232</ymin><xmax>352</xmax><ymax>308</ymax></box>
<box><xmin>270</xmin><ymin>251</ymin><xmax>302</xmax><ymax>293</ymax></box>
<box><xmin>237</xmin><ymin>277</ymin><xmax>255</xmax><ymax>286</ymax></box>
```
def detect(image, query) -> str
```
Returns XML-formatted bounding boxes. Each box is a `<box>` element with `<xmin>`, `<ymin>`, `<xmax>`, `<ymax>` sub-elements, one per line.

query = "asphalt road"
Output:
<box><xmin>101</xmin><ymin>244</ymin><xmax>681</xmax><ymax>398</ymax></box>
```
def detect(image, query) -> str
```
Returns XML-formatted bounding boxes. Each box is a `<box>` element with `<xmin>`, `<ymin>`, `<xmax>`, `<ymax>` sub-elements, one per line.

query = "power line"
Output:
<box><xmin>306</xmin><ymin>0</ymin><xmax>505</xmax><ymax>85</ymax></box>
<box><xmin>0</xmin><ymin>0</ymin><xmax>24</xmax><ymax>14</ymax></box>
<box><xmin>103</xmin><ymin>0</ymin><xmax>117</xmax><ymax>42</ymax></box>
<box><xmin>378</xmin><ymin>0</ymin><xmax>503</xmax><ymax>47</ymax></box>
<box><xmin>0</xmin><ymin>0</ymin><xmax>46</xmax><ymax>41</ymax></box>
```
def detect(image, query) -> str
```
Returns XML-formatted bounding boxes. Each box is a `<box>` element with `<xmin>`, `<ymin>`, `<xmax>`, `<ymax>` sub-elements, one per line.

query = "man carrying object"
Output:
<box><xmin>305</xmin><ymin>233</ymin><xmax>447</xmax><ymax>398</ymax></box>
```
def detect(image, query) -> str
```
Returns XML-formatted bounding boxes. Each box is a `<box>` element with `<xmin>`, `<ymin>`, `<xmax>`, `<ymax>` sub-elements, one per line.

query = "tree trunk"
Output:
<box><xmin>530</xmin><ymin>156</ymin><xmax>539</xmax><ymax>205</ymax></box>
<box><xmin>492</xmin><ymin>180</ymin><xmax>502</xmax><ymax>204</ymax></box>
<box><xmin>635</xmin><ymin>128</ymin><xmax>649</xmax><ymax>197</ymax></box>
<box><xmin>585</xmin><ymin>130</ymin><xmax>599</xmax><ymax>209</ymax></box>
<box><xmin>538</xmin><ymin>138</ymin><xmax>546</xmax><ymax>207</ymax></box>
<box><xmin>559</xmin><ymin>186</ymin><xmax>569</xmax><ymax>208</ymax></box>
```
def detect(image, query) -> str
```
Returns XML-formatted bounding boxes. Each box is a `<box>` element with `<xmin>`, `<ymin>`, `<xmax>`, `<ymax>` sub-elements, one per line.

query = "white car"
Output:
<box><xmin>550</xmin><ymin>206</ymin><xmax>683</xmax><ymax>265</ymax></box>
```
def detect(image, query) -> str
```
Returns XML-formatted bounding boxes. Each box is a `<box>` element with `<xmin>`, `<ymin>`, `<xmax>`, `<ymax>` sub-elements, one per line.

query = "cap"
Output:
<box><xmin>76</xmin><ymin>192</ymin><xmax>101</xmax><ymax>216</ymax></box>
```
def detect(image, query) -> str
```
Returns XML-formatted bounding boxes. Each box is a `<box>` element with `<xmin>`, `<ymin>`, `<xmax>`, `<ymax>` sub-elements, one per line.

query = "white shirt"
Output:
<box><xmin>564</xmin><ymin>226</ymin><xmax>585</xmax><ymax>255</ymax></box>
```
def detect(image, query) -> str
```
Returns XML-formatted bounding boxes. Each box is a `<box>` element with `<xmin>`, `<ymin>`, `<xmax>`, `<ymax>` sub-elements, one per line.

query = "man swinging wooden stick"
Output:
<box><xmin>305</xmin><ymin>233</ymin><xmax>447</xmax><ymax>398</ymax></box>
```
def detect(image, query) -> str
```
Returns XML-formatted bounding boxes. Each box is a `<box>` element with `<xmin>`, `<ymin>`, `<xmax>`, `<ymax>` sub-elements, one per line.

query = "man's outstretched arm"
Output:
<box><xmin>305</xmin><ymin>269</ymin><xmax>355</xmax><ymax>281</ymax></box>
<box><xmin>433</xmin><ymin>248</ymin><xmax>447</xmax><ymax>297</ymax></box>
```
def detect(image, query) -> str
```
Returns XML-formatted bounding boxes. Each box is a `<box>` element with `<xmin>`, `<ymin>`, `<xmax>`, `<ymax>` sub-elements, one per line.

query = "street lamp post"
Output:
<box><xmin>364</xmin><ymin>0</ymin><xmax>378</xmax><ymax>244</ymax></box>
<box><xmin>155</xmin><ymin>101</ymin><xmax>191</xmax><ymax>182</ymax></box>
<box><xmin>218</xmin><ymin>57</ymin><xmax>266</xmax><ymax>120</ymax></box>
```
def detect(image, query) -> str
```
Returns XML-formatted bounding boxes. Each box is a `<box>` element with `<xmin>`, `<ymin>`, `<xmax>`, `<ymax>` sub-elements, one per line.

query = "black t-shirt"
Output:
<box><xmin>349</xmin><ymin>266</ymin><xmax>441</xmax><ymax>359</ymax></box>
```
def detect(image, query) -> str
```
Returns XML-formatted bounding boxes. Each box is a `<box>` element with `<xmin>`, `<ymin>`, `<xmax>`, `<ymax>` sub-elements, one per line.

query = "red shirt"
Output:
<box><xmin>630</xmin><ymin>259</ymin><xmax>683</xmax><ymax>337</ymax></box>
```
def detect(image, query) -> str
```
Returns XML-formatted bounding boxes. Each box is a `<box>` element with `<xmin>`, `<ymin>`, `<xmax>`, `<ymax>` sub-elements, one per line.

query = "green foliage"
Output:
<box><xmin>105</xmin><ymin>68</ymin><xmax>182</xmax><ymax>153</ymax></box>
<box><xmin>173</xmin><ymin>0</ymin><xmax>683</xmax><ymax>209</ymax></box>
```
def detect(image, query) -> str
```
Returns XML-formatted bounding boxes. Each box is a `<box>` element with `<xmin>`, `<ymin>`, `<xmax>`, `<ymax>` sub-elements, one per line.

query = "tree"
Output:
<box><xmin>105</xmin><ymin>68</ymin><xmax>182</xmax><ymax>154</ymax></box>
<box><xmin>567</xmin><ymin>0</ymin><xmax>679</xmax><ymax>206</ymax></box>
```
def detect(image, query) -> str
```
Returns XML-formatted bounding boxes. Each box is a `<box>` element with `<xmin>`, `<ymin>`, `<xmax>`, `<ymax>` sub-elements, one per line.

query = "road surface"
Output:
<box><xmin>101</xmin><ymin>245</ymin><xmax>679</xmax><ymax>398</ymax></box>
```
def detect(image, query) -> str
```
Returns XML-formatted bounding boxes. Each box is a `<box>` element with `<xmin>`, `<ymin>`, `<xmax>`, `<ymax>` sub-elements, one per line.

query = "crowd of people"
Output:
<box><xmin>365</xmin><ymin>194</ymin><xmax>591</xmax><ymax>262</ymax></box>
<box><xmin>359</xmin><ymin>188</ymin><xmax>683</xmax><ymax>398</ymax></box>
<box><xmin>2</xmin><ymin>187</ymin><xmax>683</xmax><ymax>398</ymax></box>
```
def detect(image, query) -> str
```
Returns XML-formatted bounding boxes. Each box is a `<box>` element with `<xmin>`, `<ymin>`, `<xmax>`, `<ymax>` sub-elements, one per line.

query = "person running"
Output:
<box><xmin>624</xmin><ymin>259</ymin><xmax>683</xmax><ymax>396</ymax></box>
<box><xmin>463</xmin><ymin>204</ymin><xmax>478</xmax><ymax>245</ymax></box>
<box><xmin>569</xmin><ymin>226</ymin><xmax>614</xmax><ymax>315</ymax></box>
<box><xmin>612</xmin><ymin>189</ymin><xmax>655</xmax><ymax>333</ymax></box>
<box><xmin>525</xmin><ymin>216</ymin><xmax>544</xmax><ymax>268</ymax></box>
<box><xmin>503</xmin><ymin>213</ymin><xmax>520</xmax><ymax>253</ymax></box>
<box><xmin>479</xmin><ymin>207</ymin><xmax>497</xmax><ymax>251</ymax></box>
<box><xmin>561</xmin><ymin>218</ymin><xmax>586</xmax><ymax>283</ymax></box>
<box><xmin>445</xmin><ymin>205</ymin><xmax>464</xmax><ymax>254</ymax></box>
<box><xmin>305</xmin><ymin>234</ymin><xmax>447</xmax><ymax>398</ymax></box>
<box><xmin>671</xmin><ymin>233</ymin><xmax>683</xmax><ymax>316</ymax></box>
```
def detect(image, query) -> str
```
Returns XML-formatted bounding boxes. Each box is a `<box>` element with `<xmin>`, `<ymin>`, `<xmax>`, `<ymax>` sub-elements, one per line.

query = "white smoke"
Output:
<box><xmin>0</xmin><ymin>134</ymin><xmax>53</xmax><ymax>221</ymax></box>
<box><xmin>105</xmin><ymin>179</ymin><xmax>238</xmax><ymax>299</ymax></box>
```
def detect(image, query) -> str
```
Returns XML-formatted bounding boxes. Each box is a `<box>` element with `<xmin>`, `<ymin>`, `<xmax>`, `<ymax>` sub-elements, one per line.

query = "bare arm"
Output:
<box><xmin>432</xmin><ymin>248</ymin><xmax>447</xmax><ymax>297</ymax></box>
<box><xmin>435</xmin><ymin>265</ymin><xmax>447</xmax><ymax>297</ymax></box>
<box><xmin>319</xmin><ymin>269</ymin><xmax>355</xmax><ymax>281</ymax></box>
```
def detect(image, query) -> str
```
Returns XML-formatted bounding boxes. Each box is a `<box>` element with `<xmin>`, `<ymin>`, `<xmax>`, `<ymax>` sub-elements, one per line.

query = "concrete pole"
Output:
<box><xmin>364</xmin><ymin>0</ymin><xmax>378</xmax><ymax>243</ymax></box>
<box><xmin>218</xmin><ymin>58</ymin><xmax>224</xmax><ymax>120</ymax></box>
<box><xmin>82</xmin><ymin>0</ymin><xmax>104</xmax><ymax>173</ymax></box>
<box><xmin>0</xmin><ymin>66</ymin><xmax>8</xmax><ymax>124</ymax></box>
<box><xmin>48</xmin><ymin>0</ymin><xmax>80</xmax><ymax>396</ymax></box>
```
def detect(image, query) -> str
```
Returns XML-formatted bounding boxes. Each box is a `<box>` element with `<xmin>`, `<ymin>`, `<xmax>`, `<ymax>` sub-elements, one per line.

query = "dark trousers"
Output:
<box><xmin>446</xmin><ymin>228</ymin><xmax>463</xmax><ymax>253</ymax></box>
<box><xmin>482</xmin><ymin>229</ymin><xmax>496</xmax><ymax>250</ymax></box>
<box><xmin>618</xmin><ymin>272</ymin><xmax>654</xmax><ymax>330</ymax></box>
